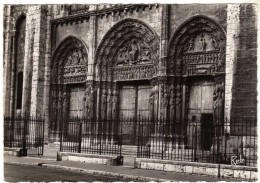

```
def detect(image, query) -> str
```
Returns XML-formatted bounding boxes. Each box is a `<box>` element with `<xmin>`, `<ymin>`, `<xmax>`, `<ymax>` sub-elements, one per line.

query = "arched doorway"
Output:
<box><xmin>50</xmin><ymin>36</ymin><xmax>88</xmax><ymax>139</ymax></box>
<box><xmin>94</xmin><ymin>19</ymin><xmax>160</xmax><ymax>145</ymax></box>
<box><xmin>167</xmin><ymin>16</ymin><xmax>226</xmax><ymax>149</ymax></box>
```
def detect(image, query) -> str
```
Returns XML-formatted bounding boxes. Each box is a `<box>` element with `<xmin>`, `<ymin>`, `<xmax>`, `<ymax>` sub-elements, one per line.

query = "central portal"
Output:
<box><xmin>119</xmin><ymin>82</ymin><xmax>151</xmax><ymax>145</ymax></box>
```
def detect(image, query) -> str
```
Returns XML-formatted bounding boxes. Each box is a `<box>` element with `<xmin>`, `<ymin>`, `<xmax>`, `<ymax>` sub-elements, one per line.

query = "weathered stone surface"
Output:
<box><xmin>154</xmin><ymin>163</ymin><xmax>164</xmax><ymax>171</ymax></box>
<box><xmin>146</xmin><ymin>162</ymin><xmax>155</xmax><ymax>170</ymax></box>
<box><xmin>185</xmin><ymin>166</ymin><xmax>193</xmax><ymax>174</ymax></box>
<box><xmin>251</xmin><ymin>171</ymin><xmax>258</xmax><ymax>180</ymax></box>
<box><xmin>164</xmin><ymin>164</ymin><xmax>174</xmax><ymax>172</ymax></box>
<box><xmin>220</xmin><ymin>168</ymin><xmax>234</xmax><ymax>178</ymax></box>
<box><xmin>205</xmin><ymin>167</ymin><xmax>218</xmax><ymax>176</ymax></box>
<box><xmin>193</xmin><ymin>166</ymin><xmax>206</xmax><ymax>175</ymax></box>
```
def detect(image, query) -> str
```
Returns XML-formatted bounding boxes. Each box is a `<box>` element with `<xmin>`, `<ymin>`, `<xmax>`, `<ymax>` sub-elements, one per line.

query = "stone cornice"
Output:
<box><xmin>51</xmin><ymin>4</ymin><xmax>159</xmax><ymax>25</ymax></box>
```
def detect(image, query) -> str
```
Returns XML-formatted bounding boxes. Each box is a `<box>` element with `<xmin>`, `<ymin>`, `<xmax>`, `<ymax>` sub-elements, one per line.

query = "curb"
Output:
<box><xmin>4</xmin><ymin>162</ymin><xmax>175</xmax><ymax>182</ymax></box>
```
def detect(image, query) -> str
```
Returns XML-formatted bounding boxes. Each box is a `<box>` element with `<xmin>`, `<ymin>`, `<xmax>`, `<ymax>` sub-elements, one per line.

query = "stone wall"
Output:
<box><xmin>169</xmin><ymin>4</ymin><xmax>227</xmax><ymax>36</ymax></box>
<box><xmin>53</xmin><ymin>19</ymin><xmax>91</xmax><ymax>52</ymax></box>
<box><xmin>231</xmin><ymin>4</ymin><xmax>257</xmax><ymax>117</ymax></box>
<box><xmin>96</xmin><ymin>5</ymin><xmax>162</xmax><ymax>48</ymax></box>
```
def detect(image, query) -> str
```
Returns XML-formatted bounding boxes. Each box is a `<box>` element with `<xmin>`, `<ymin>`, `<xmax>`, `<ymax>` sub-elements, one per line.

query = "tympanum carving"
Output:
<box><xmin>168</xmin><ymin>16</ymin><xmax>226</xmax><ymax>76</ymax></box>
<box><xmin>51</xmin><ymin>37</ymin><xmax>88</xmax><ymax>84</ymax></box>
<box><xmin>95</xmin><ymin>19</ymin><xmax>159</xmax><ymax>82</ymax></box>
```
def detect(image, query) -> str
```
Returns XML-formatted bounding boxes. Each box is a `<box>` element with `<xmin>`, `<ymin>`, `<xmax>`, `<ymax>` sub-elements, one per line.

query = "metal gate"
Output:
<box><xmin>4</xmin><ymin>115</ymin><xmax>45</xmax><ymax>156</ymax></box>
<box><xmin>60</xmin><ymin>116</ymin><xmax>122</xmax><ymax>156</ymax></box>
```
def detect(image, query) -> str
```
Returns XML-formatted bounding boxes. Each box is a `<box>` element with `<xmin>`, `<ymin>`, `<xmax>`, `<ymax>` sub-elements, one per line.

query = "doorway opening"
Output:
<box><xmin>187</xmin><ymin>78</ymin><xmax>214</xmax><ymax>150</ymax></box>
<box><xmin>118</xmin><ymin>81</ymin><xmax>151</xmax><ymax>145</ymax></box>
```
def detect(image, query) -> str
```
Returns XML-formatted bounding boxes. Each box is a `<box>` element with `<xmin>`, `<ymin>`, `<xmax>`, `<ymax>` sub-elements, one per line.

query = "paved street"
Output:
<box><xmin>4</xmin><ymin>164</ymin><xmax>134</xmax><ymax>182</ymax></box>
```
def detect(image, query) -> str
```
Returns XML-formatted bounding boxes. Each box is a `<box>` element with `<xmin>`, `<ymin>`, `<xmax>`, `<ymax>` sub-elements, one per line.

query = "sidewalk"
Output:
<box><xmin>4</xmin><ymin>154</ymin><xmax>244</xmax><ymax>182</ymax></box>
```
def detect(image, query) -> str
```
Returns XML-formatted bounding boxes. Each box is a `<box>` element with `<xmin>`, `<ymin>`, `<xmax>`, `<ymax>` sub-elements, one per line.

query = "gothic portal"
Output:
<box><xmin>90</xmin><ymin>19</ymin><xmax>160</xmax><ymax>145</ymax></box>
<box><xmin>50</xmin><ymin>36</ymin><xmax>88</xmax><ymax>137</ymax></box>
<box><xmin>167</xmin><ymin>16</ymin><xmax>226</xmax><ymax>148</ymax></box>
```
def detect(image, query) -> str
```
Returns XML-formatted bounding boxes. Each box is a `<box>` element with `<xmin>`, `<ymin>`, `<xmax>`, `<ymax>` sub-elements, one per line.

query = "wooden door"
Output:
<box><xmin>187</xmin><ymin>79</ymin><xmax>214</xmax><ymax>149</ymax></box>
<box><xmin>69</xmin><ymin>86</ymin><xmax>85</xmax><ymax>118</ymax></box>
<box><xmin>137</xmin><ymin>85</ymin><xmax>151</xmax><ymax>116</ymax></box>
<box><xmin>119</xmin><ymin>85</ymin><xmax>136</xmax><ymax>145</ymax></box>
<box><xmin>119</xmin><ymin>84</ymin><xmax>151</xmax><ymax>145</ymax></box>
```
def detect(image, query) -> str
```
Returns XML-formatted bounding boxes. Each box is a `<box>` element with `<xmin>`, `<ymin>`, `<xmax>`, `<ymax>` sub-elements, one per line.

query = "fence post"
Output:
<box><xmin>194</xmin><ymin>125</ymin><xmax>197</xmax><ymax>161</ymax></box>
<box><xmin>41</xmin><ymin>114</ymin><xmax>45</xmax><ymax>156</ymax></box>
<box><xmin>78</xmin><ymin>119</ymin><xmax>82</xmax><ymax>153</ymax></box>
<box><xmin>10</xmin><ymin>116</ymin><xmax>14</xmax><ymax>148</ymax></box>
<box><xmin>60</xmin><ymin>115</ymin><xmax>63</xmax><ymax>152</ymax></box>
<box><xmin>22</xmin><ymin>114</ymin><xmax>27</xmax><ymax>156</ymax></box>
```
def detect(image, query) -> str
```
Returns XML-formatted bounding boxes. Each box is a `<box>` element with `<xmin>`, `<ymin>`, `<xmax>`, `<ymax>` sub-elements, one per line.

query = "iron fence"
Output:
<box><xmin>60</xmin><ymin>116</ymin><xmax>122</xmax><ymax>156</ymax></box>
<box><xmin>59</xmin><ymin>115</ymin><xmax>257</xmax><ymax>166</ymax></box>
<box><xmin>137</xmin><ymin>116</ymin><xmax>257</xmax><ymax>167</ymax></box>
<box><xmin>4</xmin><ymin>115</ymin><xmax>45</xmax><ymax>156</ymax></box>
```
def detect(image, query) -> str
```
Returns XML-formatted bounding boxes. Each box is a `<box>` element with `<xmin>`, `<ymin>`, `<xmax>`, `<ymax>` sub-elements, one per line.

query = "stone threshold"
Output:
<box><xmin>135</xmin><ymin>158</ymin><xmax>257</xmax><ymax>181</ymax></box>
<box><xmin>4</xmin><ymin>147</ymin><xmax>22</xmax><ymax>156</ymax></box>
<box><xmin>57</xmin><ymin>152</ymin><xmax>123</xmax><ymax>166</ymax></box>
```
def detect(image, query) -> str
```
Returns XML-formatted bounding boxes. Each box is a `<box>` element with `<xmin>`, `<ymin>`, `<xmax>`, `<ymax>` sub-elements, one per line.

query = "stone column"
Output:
<box><xmin>85</xmin><ymin>15</ymin><xmax>97</xmax><ymax>119</ymax></box>
<box><xmin>29</xmin><ymin>5</ymin><xmax>48</xmax><ymax>116</ymax></box>
<box><xmin>158</xmin><ymin>4</ymin><xmax>169</xmax><ymax>75</ymax></box>
<box><xmin>42</xmin><ymin>5</ymin><xmax>53</xmax><ymax>144</ymax></box>
<box><xmin>9</xmin><ymin>30</ymin><xmax>16</xmax><ymax>117</ymax></box>
<box><xmin>3</xmin><ymin>5</ymin><xmax>12</xmax><ymax>116</ymax></box>
<box><xmin>22</xmin><ymin>12</ymin><xmax>36</xmax><ymax>116</ymax></box>
<box><xmin>157</xmin><ymin>5</ymin><xmax>170</xmax><ymax>119</ymax></box>
<box><xmin>87</xmin><ymin>15</ymin><xmax>97</xmax><ymax>81</ymax></box>
<box><xmin>225</xmin><ymin>4</ymin><xmax>240</xmax><ymax>122</ymax></box>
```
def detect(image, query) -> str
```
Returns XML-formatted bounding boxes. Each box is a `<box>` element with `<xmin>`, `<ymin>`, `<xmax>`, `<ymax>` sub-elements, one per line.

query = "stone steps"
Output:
<box><xmin>121</xmin><ymin>145</ymin><xmax>137</xmax><ymax>156</ymax></box>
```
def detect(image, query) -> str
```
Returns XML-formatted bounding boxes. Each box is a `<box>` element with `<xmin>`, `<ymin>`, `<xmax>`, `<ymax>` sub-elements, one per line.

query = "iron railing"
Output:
<box><xmin>137</xmin><ymin>116</ymin><xmax>257</xmax><ymax>167</ymax></box>
<box><xmin>58</xmin><ymin>115</ymin><xmax>257</xmax><ymax>166</ymax></box>
<box><xmin>60</xmin><ymin>117</ymin><xmax>122</xmax><ymax>156</ymax></box>
<box><xmin>4</xmin><ymin>115</ymin><xmax>45</xmax><ymax>156</ymax></box>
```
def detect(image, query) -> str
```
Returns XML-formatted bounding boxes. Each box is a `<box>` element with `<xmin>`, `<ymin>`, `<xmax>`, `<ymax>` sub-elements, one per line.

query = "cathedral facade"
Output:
<box><xmin>3</xmin><ymin>4</ymin><xmax>257</xmax><ymax>144</ymax></box>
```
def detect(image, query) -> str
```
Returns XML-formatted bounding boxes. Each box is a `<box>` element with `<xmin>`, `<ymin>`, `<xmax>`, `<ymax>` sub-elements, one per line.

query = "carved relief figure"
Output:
<box><xmin>213</xmin><ymin>83</ymin><xmax>224</xmax><ymax>109</ymax></box>
<box><xmin>128</xmin><ymin>39</ymin><xmax>140</xmax><ymax>64</ymax></box>
<box><xmin>184</xmin><ymin>38</ymin><xmax>195</xmax><ymax>52</ymax></box>
<box><xmin>85</xmin><ymin>86</ymin><xmax>94</xmax><ymax>118</ymax></box>
<box><xmin>107</xmin><ymin>91</ymin><xmax>112</xmax><ymax>119</ymax></box>
<box><xmin>112</xmin><ymin>94</ymin><xmax>118</xmax><ymax>119</ymax></box>
<box><xmin>116</xmin><ymin>47</ymin><xmax>128</xmax><ymax>65</ymax></box>
<box><xmin>195</xmin><ymin>33</ymin><xmax>206</xmax><ymax>52</ymax></box>
<box><xmin>213</xmin><ymin>82</ymin><xmax>224</xmax><ymax>124</ymax></box>
<box><xmin>185</xmin><ymin>33</ymin><xmax>219</xmax><ymax>53</ymax></box>
<box><xmin>61</xmin><ymin>91</ymin><xmax>68</xmax><ymax>118</ymax></box>
<box><xmin>101</xmin><ymin>94</ymin><xmax>107</xmax><ymax>119</ymax></box>
<box><xmin>139</xmin><ymin>42</ymin><xmax>151</xmax><ymax>62</ymax></box>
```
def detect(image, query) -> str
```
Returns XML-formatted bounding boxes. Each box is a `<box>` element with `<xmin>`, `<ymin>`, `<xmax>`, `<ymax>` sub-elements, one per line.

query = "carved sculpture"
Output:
<box><xmin>95</xmin><ymin>19</ymin><xmax>159</xmax><ymax>82</ymax></box>
<box><xmin>51</xmin><ymin>38</ymin><xmax>88</xmax><ymax>85</ymax></box>
<box><xmin>128</xmin><ymin>39</ymin><xmax>140</xmax><ymax>64</ymax></box>
<box><xmin>213</xmin><ymin>82</ymin><xmax>224</xmax><ymax>109</ymax></box>
<box><xmin>168</xmin><ymin>16</ymin><xmax>226</xmax><ymax>76</ymax></box>
<box><xmin>85</xmin><ymin>85</ymin><xmax>94</xmax><ymax>118</ymax></box>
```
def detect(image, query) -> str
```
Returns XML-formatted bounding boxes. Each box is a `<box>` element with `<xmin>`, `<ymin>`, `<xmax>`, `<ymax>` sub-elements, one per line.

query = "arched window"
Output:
<box><xmin>13</xmin><ymin>15</ymin><xmax>26</xmax><ymax>112</ymax></box>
